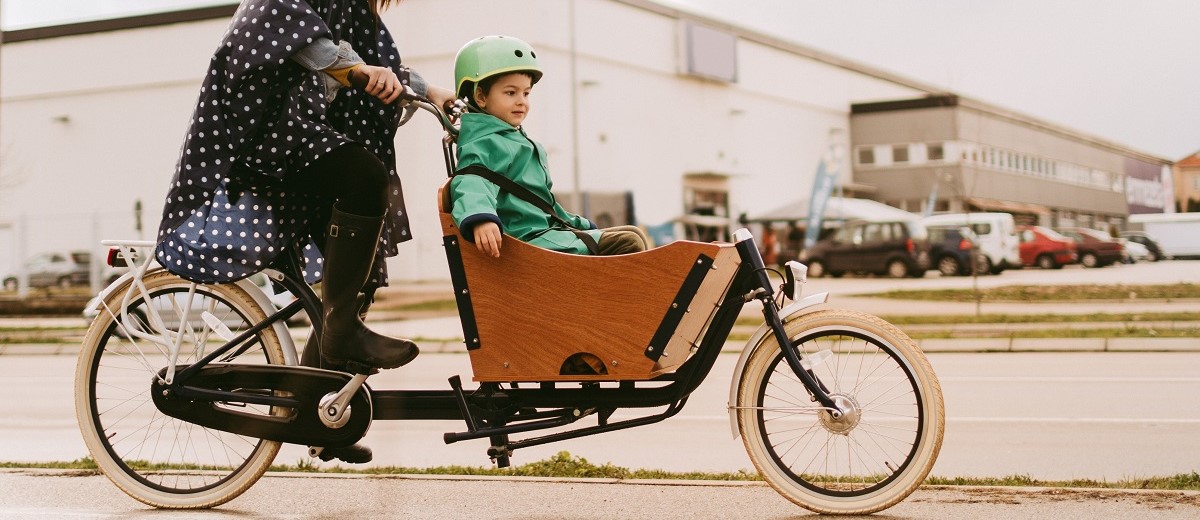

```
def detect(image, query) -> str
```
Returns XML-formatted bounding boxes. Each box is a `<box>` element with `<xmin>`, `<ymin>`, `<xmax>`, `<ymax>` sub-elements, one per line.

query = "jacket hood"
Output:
<box><xmin>458</xmin><ymin>112</ymin><xmax>520</xmax><ymax>146</ymax></box>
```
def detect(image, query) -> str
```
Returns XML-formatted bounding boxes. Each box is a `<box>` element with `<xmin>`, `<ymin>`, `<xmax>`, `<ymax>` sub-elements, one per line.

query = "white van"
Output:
<box><xmin>919</xmin><ymin>213</ymin><xmax>1020</xmax><ymax>274</ymax></box>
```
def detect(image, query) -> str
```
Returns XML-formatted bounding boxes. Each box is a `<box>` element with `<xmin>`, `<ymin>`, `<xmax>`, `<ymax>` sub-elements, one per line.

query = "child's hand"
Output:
<box><xmin>473</xmin><ymin>222</ymin><xmax>502</xmax><ymax>258</ymax></box>
<box><xmin>426</xmin><ymin>85</ymin><xmax>457</xmax><ymax>111</ymax></box>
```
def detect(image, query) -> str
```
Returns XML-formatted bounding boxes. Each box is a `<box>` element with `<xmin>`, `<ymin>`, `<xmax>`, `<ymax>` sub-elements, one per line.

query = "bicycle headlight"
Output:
<box><xmin>783</xmin><ymin>260</ymin><xmax>807</xmax><ymax>301</ymax></box>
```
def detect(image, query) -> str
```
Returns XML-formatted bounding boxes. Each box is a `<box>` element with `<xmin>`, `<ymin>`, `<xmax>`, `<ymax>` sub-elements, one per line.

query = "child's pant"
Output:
<box><xmin>596</xmin><ymin>225</ymin><xmax>650</xmax><ymax>256</ymax></box>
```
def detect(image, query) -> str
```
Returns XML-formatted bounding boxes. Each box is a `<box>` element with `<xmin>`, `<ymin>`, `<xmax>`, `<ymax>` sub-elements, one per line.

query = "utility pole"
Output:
<box><xmin>568</xmin><ymin>0</ymin><xmax>583</xmax><ymax>215</ymax></box>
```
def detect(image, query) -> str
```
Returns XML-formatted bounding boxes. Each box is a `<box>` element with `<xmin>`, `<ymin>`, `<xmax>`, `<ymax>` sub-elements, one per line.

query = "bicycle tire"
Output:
<box><xmin>75</xmin><ymin>270</ymin><xmax>287</xmax><ymax>509</ymax></box>
<box><xmin>736</xmin><ymin>309</ymin><xmax>944</xmax><ymax>515</ymax></box>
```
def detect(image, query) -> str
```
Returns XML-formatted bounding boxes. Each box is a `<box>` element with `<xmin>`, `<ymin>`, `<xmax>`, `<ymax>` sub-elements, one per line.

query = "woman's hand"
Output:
<box><xmin>349</xmin><ymin>65</ymin><xmax>402</xmax><ymax>104</ymax></box>
<box><xmin>473</xmin><ymin>222</ymin><xmax>503</xmax><ymax>258</ymax></box>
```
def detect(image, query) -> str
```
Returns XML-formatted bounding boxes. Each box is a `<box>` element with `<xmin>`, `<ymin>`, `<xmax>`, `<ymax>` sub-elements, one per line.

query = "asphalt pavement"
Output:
<box><xmin>3</xmin><ymin>469</ymin><xmax>1199</xmax><ymax>520</ymax></box>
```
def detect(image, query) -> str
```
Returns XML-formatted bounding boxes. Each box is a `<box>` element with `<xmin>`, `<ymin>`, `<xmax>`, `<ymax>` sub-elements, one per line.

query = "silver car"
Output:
<box><xmin>3</xmin><ymin>250</ymin><xmax>92</xmax><ymax>290</ymax></box>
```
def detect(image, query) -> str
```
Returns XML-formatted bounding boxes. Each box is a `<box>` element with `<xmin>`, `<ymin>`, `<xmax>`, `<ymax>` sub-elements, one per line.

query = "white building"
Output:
<box><xmin>0</xmin><ymin>0</ymin><xmax>962</xmax><ymax>281</ymax></box>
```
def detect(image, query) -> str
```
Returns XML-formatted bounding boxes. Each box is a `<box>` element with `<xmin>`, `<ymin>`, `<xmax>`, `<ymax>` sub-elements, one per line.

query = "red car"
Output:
<box><xmin>1017</xmin><ymin>225</ymin><xmax>1077</xmax><ymax>269</ymax></box>
<box><xmin>1055</xmin><ymin>227</ymin><xmax>1125</xmax><ymax>268</ymax></box>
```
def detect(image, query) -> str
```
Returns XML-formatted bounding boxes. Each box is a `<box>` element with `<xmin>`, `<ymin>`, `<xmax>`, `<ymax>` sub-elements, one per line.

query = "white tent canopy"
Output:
<box><xmin>748</xmin><ymin>197</ymin><xmax>919</xmax><ymax>224</ymax></box>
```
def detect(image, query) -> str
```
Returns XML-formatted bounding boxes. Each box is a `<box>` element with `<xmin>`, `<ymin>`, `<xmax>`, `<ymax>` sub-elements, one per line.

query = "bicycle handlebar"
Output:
<box><xmin>346</xmin><ymin>71</ymin><xmax>460</xmax><ymax>134</ymax></box>
<box><xmin>396</xmin><ymin>92</ymin><xmax>460</xmax><ymax>136</ymax></box>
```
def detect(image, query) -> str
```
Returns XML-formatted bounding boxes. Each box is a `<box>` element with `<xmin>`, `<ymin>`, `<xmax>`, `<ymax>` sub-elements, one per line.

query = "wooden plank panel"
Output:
<box><xmin>437</xmin><ymin>180</ymin><xmax>734</xmax><ymax>382</ymax></box>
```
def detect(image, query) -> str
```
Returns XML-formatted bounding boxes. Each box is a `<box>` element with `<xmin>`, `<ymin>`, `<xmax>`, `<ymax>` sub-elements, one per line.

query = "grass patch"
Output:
<box><xmin>1</xmin><ymin>457</ymin><xmax>98</xmax><ymax>470</ymax></box>
<box><xmin>866</xmin><ymin>283</ymin><xmax>1200</xmax><ymax>302</ymax></box>
<box><xmin>0</xmin><ymin>336</ymin><xmax>80</xmax><ymax>344</ymax></box>
<box><xmin>735</xmin><ymin>312</ymin><xmax>1200</xmax><ymax>328</ymax></box>
<box><xmin>927</xmin><ymin>472</ymin><xmax>1200</xmax><ymax>491</ymax></box>
<box><xmin>878</xmin><ymin>312</ymin><xmax>1200</xmax><ymax>325</ymax></box>
<box><xmin>7</xmin><ymin>454</ymin><xmax>1200</xmax><ymax>491</ymax></box>
<box><xmin>907</xmin><ymin>327</ymin><xmax>1200</xmax><ymax>339</ymax></box>
<box><xmin>0</xmin><ymin>326</ymin><xmax>86</xmax><ymax>332</ymax></box>
<box><xmin>380</xmin><ymin>299</ymin><xmax>459</xmax><ymax>313</ymax></box>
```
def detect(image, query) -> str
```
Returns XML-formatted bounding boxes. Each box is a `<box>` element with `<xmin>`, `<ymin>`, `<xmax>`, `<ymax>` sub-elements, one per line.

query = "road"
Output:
<box><xmin>4</xmin><ymin>351</ymin><xmax>1199</xmax><ymax>481</ymax></box>
<box><xmin>2</xmin><ymin>469</ymin><xmax>1199</xmax><ymax>519</ymax></box>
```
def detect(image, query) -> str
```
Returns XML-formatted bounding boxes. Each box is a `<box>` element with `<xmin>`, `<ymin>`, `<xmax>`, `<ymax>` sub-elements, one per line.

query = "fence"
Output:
<box><xmin>1</xmin><ymin>209</ymin><xmax>143</xmax><ymax>299</ymax></box>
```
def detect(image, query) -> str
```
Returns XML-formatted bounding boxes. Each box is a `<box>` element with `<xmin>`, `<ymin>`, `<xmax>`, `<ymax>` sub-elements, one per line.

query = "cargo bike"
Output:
<box><xmin>75</xmin><ymin>96</ymin><xmax>944</xmax><ymax>515</ymax></box>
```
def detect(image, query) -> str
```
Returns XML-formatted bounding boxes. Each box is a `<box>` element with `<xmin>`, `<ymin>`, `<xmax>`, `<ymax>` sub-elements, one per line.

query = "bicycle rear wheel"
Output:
<box><xmin>736</xmin><ymin>309</ymin><xmax>944</xmax><ymax>515</ymax></box>
<box><xmin>75</xmin><ymin>270</ymin><xmax>287</xmax><ymax>509</ymax></box>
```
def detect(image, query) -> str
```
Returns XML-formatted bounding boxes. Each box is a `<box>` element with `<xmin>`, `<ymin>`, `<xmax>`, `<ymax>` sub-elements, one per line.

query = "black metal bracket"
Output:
<box><xmin>443</xmin><ymin>235</ymin><xmax>482</xmax><ymax>350</ymax></box>
<box><xmin>645</xmin><ymin>254</ymin><xmax>714</xmax><ymax>362</ymax></box>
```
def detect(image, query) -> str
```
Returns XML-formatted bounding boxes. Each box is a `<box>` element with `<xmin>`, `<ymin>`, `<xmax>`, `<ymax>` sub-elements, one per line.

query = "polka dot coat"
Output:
<box><xmin>156</xmin><ymin>0</ymin><xmax>413</xmax><ymax>287</ymax></box>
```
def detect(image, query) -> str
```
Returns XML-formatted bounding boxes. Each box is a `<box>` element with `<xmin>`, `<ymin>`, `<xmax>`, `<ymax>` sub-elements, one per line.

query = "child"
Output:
<box><xmin>449</xmin><ymin>35</ymin><xmax>647</xmax><ymax>258</ymax></box>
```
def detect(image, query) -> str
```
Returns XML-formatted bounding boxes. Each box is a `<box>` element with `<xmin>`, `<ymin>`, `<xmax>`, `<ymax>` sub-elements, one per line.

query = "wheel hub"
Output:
<box><xmin>818</xmin><ymin>394</ymin><xmax>862</xmax><ymax>435</ymax></box>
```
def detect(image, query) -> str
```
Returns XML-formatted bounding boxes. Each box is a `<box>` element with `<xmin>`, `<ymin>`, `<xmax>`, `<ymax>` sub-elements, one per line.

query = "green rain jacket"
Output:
<box><xmin>451</xmin><ymin>112</ymin><xmax>600</xmax><ymax>255</ymax></box>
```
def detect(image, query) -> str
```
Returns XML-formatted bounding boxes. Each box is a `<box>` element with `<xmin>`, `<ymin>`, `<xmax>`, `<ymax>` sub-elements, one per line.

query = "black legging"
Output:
<box><xmin>290</xmin><ymin>144</ymin><xmax>388</xmax><ymax>217</ymax></box>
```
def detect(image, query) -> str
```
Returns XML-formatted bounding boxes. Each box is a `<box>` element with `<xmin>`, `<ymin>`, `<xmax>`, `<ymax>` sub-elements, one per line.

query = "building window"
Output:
<box><xmin>927</xmin><ymin>142</ymin><xmax>944</xmax><ymax>161</ymax></box>
<box><xmin>892</xmin><ymin>144</ymin><xmax>909</xmax><ymax>163</ymax></box>
<box><xmin>679</xmin><ymin>22</ymin><xmax>738</xmax><ymax>83</ymax></box>
<box><xmin>1192</xmin><ymin>175</ymin><xmax>1200</xmax><ymax>190</ymax></box>
<box><xmin>857</xmin><ymin>146</ymin><xmax>875</xmax><ymax>165</ymax></box>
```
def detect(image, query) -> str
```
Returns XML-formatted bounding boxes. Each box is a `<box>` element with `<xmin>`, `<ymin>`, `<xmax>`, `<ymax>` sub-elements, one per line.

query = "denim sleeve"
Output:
<box><xmin>405</xmin><ymin>68</ymin><xmax>429</xmax><ymax>98</ymax></box>
<box><xmin>291</xmin><ymin>39</ymin><xmax>366</xmax><ymax>102</ymax></box>
<box><xmin>291</xmin><ymin>38</ymin><xmax>341</xmax><ymax>71</ymax></box>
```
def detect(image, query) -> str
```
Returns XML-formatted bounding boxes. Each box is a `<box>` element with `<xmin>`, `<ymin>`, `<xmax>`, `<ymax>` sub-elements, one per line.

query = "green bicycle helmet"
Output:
<box><xmin>454</xmin><ymin>35</ymin><xmax>543</xmax><ymax>101</ymax></box>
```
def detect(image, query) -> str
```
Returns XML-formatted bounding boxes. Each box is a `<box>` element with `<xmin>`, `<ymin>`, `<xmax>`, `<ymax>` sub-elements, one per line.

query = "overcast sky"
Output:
<box><xmin>4</xmin><ymin>0</ymin><xmax>1196</xmax><ymax>160</ymax></box>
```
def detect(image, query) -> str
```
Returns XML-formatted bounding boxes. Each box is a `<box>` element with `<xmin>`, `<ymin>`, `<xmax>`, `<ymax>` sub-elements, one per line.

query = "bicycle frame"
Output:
<box><xmin>105</xmin><ymin>97</ymin><xmax>844</xmax><ymax>466</ymax></box>
<box><xmin>79</xmin><ymin>89</ymin><xmax>939</xmax><ymax>518</ymax></box>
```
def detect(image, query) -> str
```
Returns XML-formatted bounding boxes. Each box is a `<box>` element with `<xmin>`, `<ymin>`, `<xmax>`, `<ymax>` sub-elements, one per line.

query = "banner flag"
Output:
<box><xmin>922</xmin><ymin>181</ymin><xmax>939</xmax><ymax>218</ymax></box>
<box><xmin>803</xmin><ymin>144</ymin><xmax>842</xmax><ymax>249</ymax></box>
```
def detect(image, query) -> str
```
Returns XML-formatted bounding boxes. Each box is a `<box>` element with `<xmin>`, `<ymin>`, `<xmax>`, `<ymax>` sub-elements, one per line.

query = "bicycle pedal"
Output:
<box><xmin>311</xmin><ymin>444</ymin><xmax>373</xmax><ymax>464</ymax></box>
<box><xmin>342</xmin><ymin>361</ymin><xmax>381</xmax><ymax>376</ymax></box>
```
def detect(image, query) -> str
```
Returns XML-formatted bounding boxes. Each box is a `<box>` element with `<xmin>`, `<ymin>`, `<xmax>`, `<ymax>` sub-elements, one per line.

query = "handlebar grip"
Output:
<box><xmin>348</xmin><ymin>68</ymin><xmax>369</xmax><ymax>90</ymax></box>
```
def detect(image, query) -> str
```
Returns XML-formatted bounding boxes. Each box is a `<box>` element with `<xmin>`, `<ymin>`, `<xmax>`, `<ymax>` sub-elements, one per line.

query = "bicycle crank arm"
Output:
<box><xmin>152</xmin><ymin>364</ymin><xmax>374</xmax><ymax>448</ymax></box>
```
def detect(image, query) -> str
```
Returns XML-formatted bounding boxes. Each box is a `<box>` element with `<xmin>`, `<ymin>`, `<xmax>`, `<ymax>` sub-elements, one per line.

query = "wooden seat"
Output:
<box><xmin>437</xmin><ymin>181</ymin><xmax>741</xmax><ymax>382</ymax></box>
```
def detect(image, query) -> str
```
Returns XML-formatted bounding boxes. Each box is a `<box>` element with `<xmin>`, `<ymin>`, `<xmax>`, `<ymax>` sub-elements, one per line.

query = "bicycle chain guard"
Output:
<box><xmin>152</xmin><ymin>364</ymin><xmax>373</xmax><ymax>448</ymax></box>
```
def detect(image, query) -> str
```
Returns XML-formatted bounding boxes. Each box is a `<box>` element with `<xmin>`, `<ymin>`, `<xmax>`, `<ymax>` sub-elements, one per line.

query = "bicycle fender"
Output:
<box><xmin>234</xmin><ymin>277</ymin><xmax>299</xmax><ymax>366</ymax></box>
<box><xmin>726</xmin><ymin>291</ymin><xmax>829</xmax><ymax>440</ymax></box>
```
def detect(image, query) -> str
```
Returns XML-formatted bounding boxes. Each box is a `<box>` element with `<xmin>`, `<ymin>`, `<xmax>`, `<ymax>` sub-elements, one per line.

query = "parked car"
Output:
<box><xmin>926</xmin><ymin>226</ymin><xmax>987</xmax><ymax>276</ymax></box>
<box><xmin>1055</xmin><ymin>227</ymin><xmax>1124</xmax><ymax>268</ymax></box>
<box><xmin>1121</xmin><ymin>240</ymin><xmax>1151</xmax><ymax>264</ymax></box>
<box><xmin>1119</xmin><ymin>231</ymin><xmax>1164</xmax><ymax>262</ymax></box>
<box><xmin>800</xmin><ymin>219</ymin><xmax>930</xmax><ymax>278</ymax></box>
<box><xmin>919</xmin><ymin>213</ymin><xmax>1020</xmax><ymax>274</ymax></box>
<box><xmin>3</xmin><ymin>250</ymin><xmax>92</xmax><ymax>291</ymax></box>
<box><xmin>1017</xmin><ymin>225</ymin><xmax>1077</xmax><ymax>269</ymax></box>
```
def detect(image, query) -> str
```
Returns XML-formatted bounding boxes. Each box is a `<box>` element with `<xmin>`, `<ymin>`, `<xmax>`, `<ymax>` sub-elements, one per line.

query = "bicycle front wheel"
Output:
<box><xmin>75</xmin><ymin>270</ymin><xmax>287</xmax><ymax>509</ymax></box>
<box><xmin>736</xmin><ymin>309</ymin><xmax>944</xmax><ymax>515</ymax></box>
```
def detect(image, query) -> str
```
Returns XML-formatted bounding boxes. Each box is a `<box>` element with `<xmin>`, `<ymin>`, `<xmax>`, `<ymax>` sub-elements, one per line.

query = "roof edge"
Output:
<box><xmin>2</xmin><ymin>4</ymin><xmax>237</xmax><ymax>43</ymax></box>
<box><xmin>851</xmin><ymin>95</ymin><xmax>1172</xmax><ymax>165</ymax></box>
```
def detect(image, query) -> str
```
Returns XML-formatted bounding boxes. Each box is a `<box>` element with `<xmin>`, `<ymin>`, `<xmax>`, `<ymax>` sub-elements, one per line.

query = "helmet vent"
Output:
<box><xmin>514</xmin><ymin>50</ymin><xmax>524</xmax><ymax>57</ymax></box>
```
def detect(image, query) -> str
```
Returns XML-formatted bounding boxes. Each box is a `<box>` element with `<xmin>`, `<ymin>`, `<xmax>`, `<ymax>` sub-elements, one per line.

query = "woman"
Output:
<box><xmin>155</xmin><ymin>0</ymin><xmax>451</xmax><ymax>398</ymax></box>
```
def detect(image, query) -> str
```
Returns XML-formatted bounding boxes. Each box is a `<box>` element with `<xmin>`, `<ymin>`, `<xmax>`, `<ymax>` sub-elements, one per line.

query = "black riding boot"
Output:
<box><xmin>301</xmin><ymin>294</ymin><xmax>377</xmax><ymax>464</ymax></box>
<box><xmin>319</xmin><ymin>205</ymin><xmax>418</xmax><ymax>373</ymax></box>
